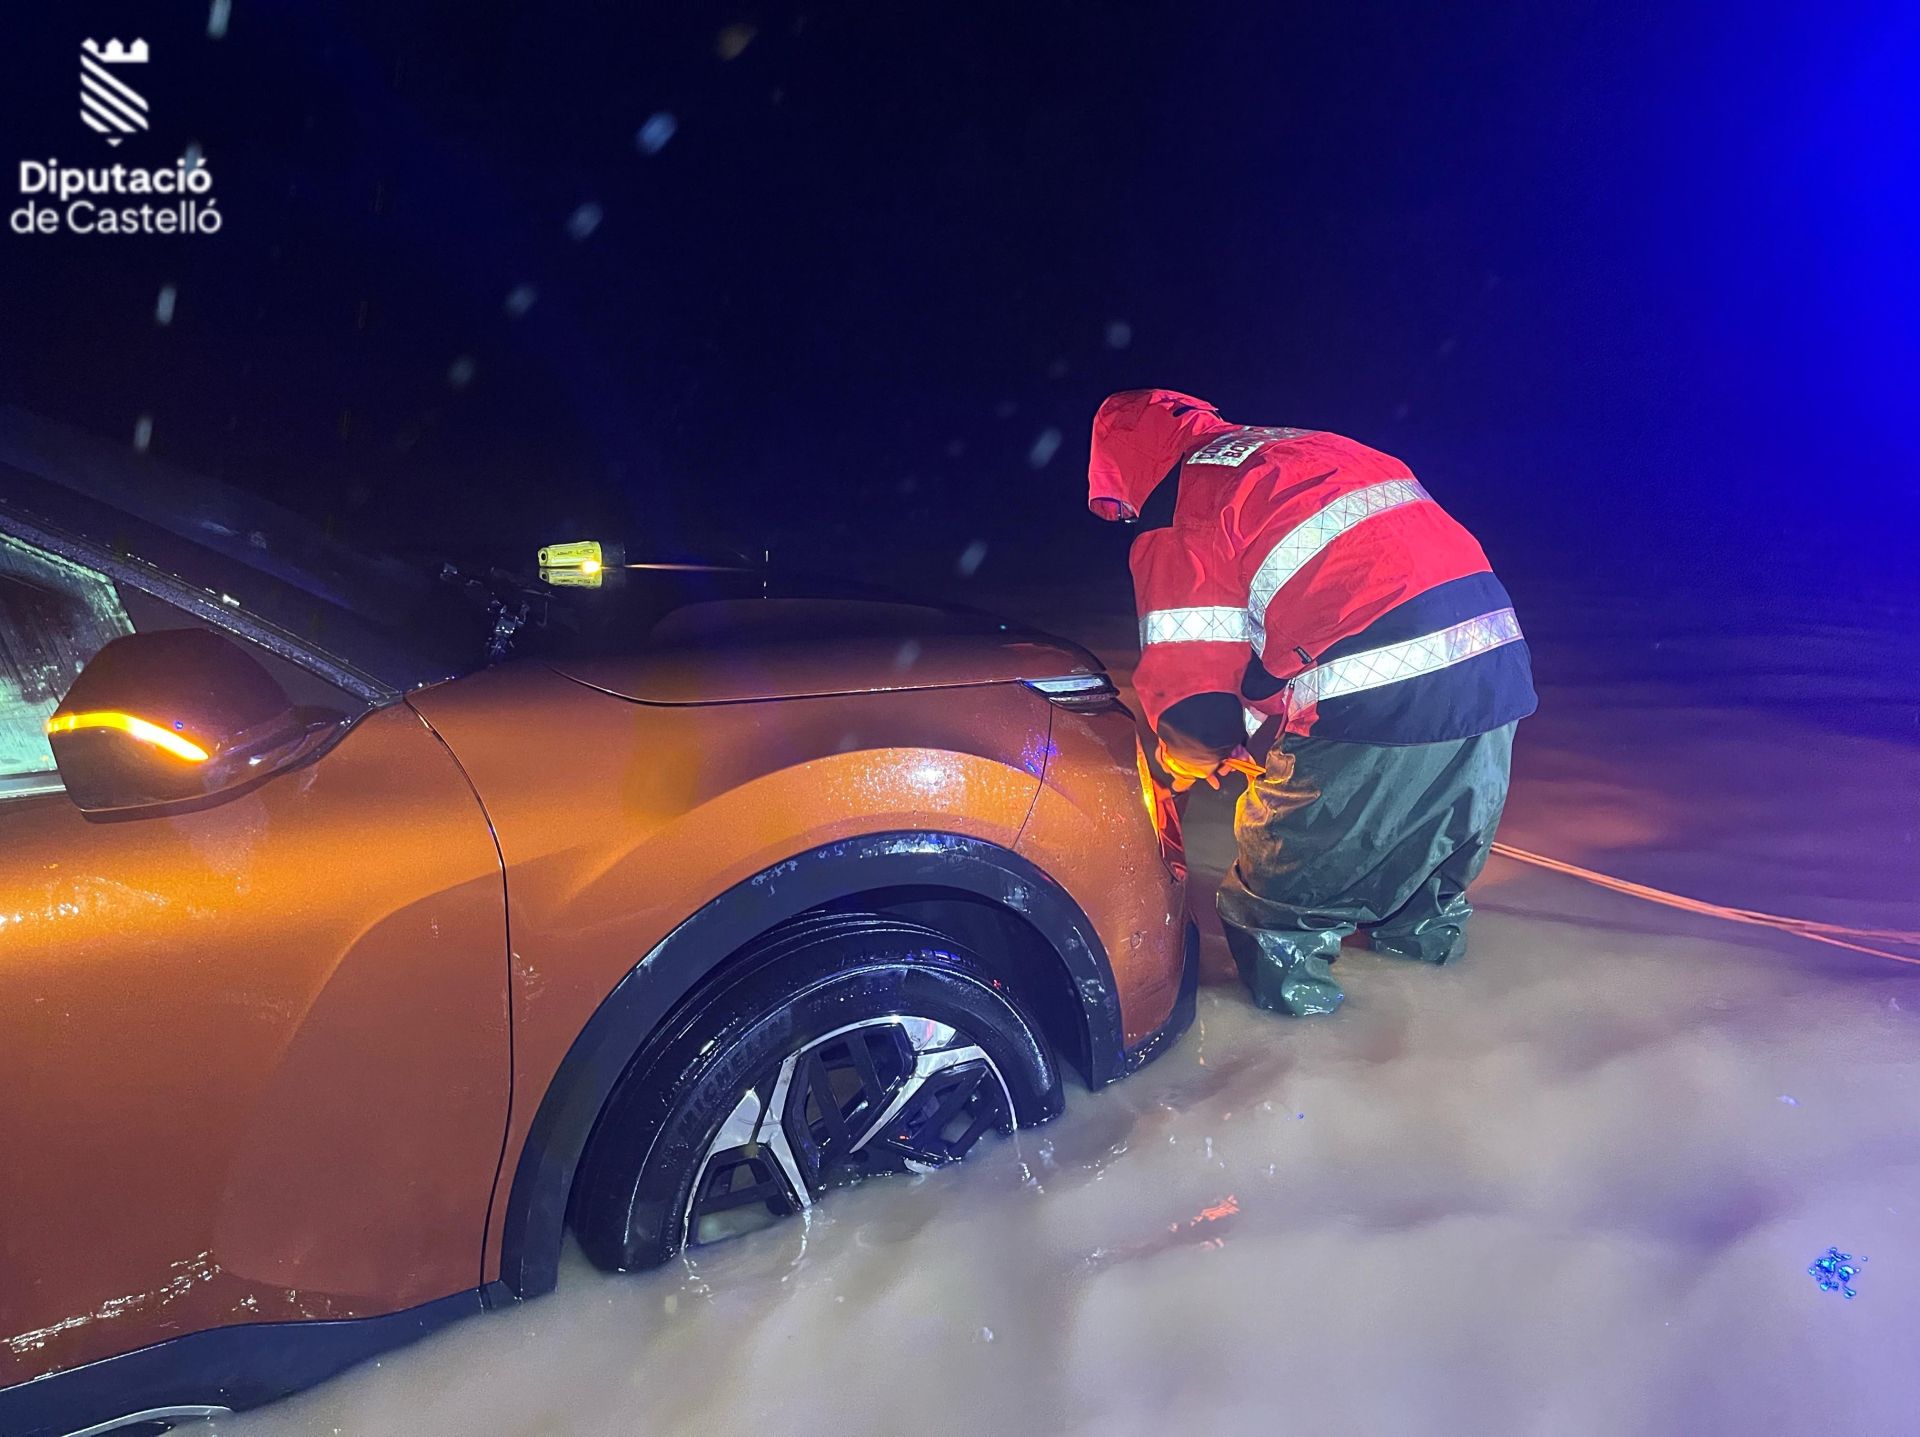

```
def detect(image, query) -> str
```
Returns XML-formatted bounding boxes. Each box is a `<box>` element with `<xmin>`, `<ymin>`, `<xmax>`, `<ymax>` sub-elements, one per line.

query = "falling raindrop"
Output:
<box><xmin>155</xmin><ymin>284</ymin><xmax>177</xmax><ymax>326</ymax></box>
<box><xmin>567</xmin><ymin>202</ymin><xmax>603</xmax><ymax>240</ymax></box>
<box><xmin>956</xmin><ymin>541</ymin><xmax>988</xmax><ymax>576</ymax></box>
<box><xmin>183</xmin><ymin>143</ymin><xmax>204</xmax><ymax>172</ymax></box>
<box><xmin>1046</xmin><ymin>357</ymin><xmax>1069</xmax><ymax>379</ymax></box>
<box><xmin>636</xmin><ymin>112</ymin><xmax>678</xmax><ymax>155</ymax></box>
<box><xmin>1028</xmin><ymin>427</ymin><xmax>1062</xmax><ymax>468</ymax></box>
<box><xmin>447</xmin><ymin>356</ymin><xmax>476</xmax><ymax>388</ymax></box>
<box><xmin>716</xmin><ymin>23</ymin><xmax>757</xmax><ymax>60</ymax></box>
<box><xmin>207</xmin><ymin>0</ymin><xmax>232</xmax><ymax>39</ymax></box>
<box><xmin>132</xmin><ymin>415</ymin><xmax>153</xmax><ymax>452</ymax></box>
<box><xmin>1104</xmin><ymin>319</ymin><xmax>1133</xmax><ymax>349</ymax></box>
<box><xmin>992</xmin><ymin>399</ymin><xmax>1017</xmax><ymax>419</ymax></box>
<box><xmin>504</xmin><ymin>284</ymin><xmax>537</xmax><ymax>318</ymax></box>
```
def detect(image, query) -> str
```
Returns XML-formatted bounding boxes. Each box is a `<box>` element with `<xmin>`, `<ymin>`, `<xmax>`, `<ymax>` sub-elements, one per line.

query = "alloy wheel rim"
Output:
<box><xmin>682</xmin><ymin>1014</ymin><xmax>1017</xmax><ymax>1249</ymax></box>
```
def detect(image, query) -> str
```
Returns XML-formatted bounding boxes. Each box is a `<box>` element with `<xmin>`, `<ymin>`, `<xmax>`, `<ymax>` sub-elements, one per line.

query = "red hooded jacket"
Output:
<box><xmin>1088</xmin><ymin>390</ymin><xmax>1534</xmax><ymax>755</ymax></box>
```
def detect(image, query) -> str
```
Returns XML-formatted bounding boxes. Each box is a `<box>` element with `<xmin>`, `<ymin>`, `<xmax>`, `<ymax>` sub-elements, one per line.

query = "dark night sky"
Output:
<box><xmin>2</xmin><ymin>2</ymin><xmax>1915</xmax><ymax>596</ymax></box>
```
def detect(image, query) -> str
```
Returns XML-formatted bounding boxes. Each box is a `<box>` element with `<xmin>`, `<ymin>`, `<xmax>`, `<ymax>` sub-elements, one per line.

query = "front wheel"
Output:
<box><xmin>571</xmin><ymin>915</ymin><xmax>1064</xmax><ymax>1270</ymax></box>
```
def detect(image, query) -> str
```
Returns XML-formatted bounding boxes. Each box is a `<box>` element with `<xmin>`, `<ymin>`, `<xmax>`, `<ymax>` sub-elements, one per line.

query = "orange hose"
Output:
<box><xmin>1488</xmin><ymin>842</ymin><xmax>1920</xmax><ymax>968</ymax></box>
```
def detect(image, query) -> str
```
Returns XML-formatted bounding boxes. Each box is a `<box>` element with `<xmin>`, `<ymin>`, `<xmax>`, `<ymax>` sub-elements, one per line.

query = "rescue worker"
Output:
<box><xmin>1087</xmin><ymin>389</ymin><xmax>1536</xmax><ymax>1015</ymax></box>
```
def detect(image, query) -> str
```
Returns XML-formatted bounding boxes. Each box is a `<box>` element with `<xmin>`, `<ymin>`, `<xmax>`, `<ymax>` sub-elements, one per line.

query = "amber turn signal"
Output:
<box><xmin>46</xmin><ymin>710</ymin><xmax>211</xmax><ymax>762</ymax></box>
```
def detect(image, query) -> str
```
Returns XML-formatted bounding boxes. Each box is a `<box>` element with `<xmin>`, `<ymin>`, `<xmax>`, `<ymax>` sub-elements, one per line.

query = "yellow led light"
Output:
<box><xmin>537</xmin><ymin>539</ymin><xmax>603</xmax><ymax>569</ymax></box>
<box><xmin>46</xmin><ymin>711</ymin><xmax>211</xmax><ymax>762</ymax></box>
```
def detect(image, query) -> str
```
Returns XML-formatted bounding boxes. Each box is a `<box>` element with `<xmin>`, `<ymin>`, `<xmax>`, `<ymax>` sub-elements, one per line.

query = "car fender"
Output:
<box><xmin>492</xmin><ymin>830</ymin><xmax>1124</xmax><ymax>1300</ymax></box>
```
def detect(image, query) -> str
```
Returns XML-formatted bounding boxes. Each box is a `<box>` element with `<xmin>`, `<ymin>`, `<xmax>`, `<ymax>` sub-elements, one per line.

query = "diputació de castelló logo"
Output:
<box><xmin>11</xmin><ymin>37</ymin><xmax>224</xmax><ymax>237</ymax></box>
<box><xmin>80</xmin><ymin>37</ymin><xmax>150</xmax><ymax>146</ymax></box>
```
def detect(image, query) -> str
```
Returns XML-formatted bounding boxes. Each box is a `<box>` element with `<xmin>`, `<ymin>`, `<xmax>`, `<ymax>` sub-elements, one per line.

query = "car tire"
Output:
<box><xmin>571</xmin><ymin>913</ymin><xmax>1064</xmax><ymax>1271</ymax></box>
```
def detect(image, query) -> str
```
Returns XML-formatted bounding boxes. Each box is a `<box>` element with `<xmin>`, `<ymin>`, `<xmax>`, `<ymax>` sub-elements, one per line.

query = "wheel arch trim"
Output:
<box><xmin>494</xmin><ymin>830</ymin><xmax>1125</xmax><ymax>1299</ymax></box>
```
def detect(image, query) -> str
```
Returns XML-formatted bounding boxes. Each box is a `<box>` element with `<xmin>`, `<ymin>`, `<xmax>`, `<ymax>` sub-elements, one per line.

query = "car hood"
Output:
<box><xmin>544</xmin><ymin>597</ymin><xmax>1102</xmax><ymax>704</ymax></box>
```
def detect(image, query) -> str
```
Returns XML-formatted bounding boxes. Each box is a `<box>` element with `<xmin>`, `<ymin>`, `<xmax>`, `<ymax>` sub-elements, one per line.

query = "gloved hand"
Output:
<box><xmin>1156</xmin><ymin>741</ymin><xmax>1263</xmax><ymax>793</ymax></box>
<box><xmin>1220</xmin><ymin>748</ymin><xmax>1264</xmax><ymax>781</ymax></box>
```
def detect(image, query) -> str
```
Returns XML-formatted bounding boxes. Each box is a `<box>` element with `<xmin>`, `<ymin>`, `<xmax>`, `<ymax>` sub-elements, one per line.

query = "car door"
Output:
<box><xmin>0</xmin><ymin>532</ymin><xmax>511</xmax><ymax>1386</ymax></box>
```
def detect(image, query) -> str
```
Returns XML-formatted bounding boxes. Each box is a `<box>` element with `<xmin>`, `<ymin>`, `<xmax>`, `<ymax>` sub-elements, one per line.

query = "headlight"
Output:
<box><xmin>1022</xmin><ymin>673</ymin><xmax>1123</xmax><ymax>713</ymax></box>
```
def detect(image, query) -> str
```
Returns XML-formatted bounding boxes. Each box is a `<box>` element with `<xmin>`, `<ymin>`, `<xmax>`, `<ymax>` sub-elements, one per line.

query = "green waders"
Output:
<box><xmin>1216</xmin><ymin>723</ymin><xmax>1516</xmax><ymax>1016</ymax></box>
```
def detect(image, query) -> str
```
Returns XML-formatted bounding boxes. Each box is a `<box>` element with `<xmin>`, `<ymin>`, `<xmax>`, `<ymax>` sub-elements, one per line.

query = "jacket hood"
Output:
<box><xmin>1086</xmin><ymin>389</ymin><xmax>1235</xmax><ymax>520</ymax></box>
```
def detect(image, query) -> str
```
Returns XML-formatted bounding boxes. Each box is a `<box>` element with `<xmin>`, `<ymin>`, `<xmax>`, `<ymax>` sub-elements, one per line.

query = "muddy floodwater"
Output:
<box><xmin>218</xmin><ymin>586</ymin><xmax>1920</xmax><ymax>1436</ymax></box>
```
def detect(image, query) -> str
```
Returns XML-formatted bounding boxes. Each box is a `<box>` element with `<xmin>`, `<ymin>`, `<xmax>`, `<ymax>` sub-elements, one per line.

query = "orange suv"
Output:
<box><xmin>0</xmin><ymin>418</ymin><xmax>1194</xmax><ymax>1437</ymax></box>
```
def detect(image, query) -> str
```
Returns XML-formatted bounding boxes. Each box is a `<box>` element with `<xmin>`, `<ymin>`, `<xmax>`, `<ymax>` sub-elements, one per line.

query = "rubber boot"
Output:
<box><xmin>1222</xmin><ymin>924</ymin><xmax>1346</xmax><ymax>1016</ymax></box>
<box><xmin>1370</xmin><ymin>893</ymin><xmax>1473</xmax><ymax>965</ymax></box>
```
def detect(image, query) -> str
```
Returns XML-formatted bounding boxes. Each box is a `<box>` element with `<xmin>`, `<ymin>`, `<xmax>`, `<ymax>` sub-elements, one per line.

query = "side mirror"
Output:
<box><xmin>47</xmin><ymin>629</ymin><xmax>343</xmax><ymax>815</ymax></box>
